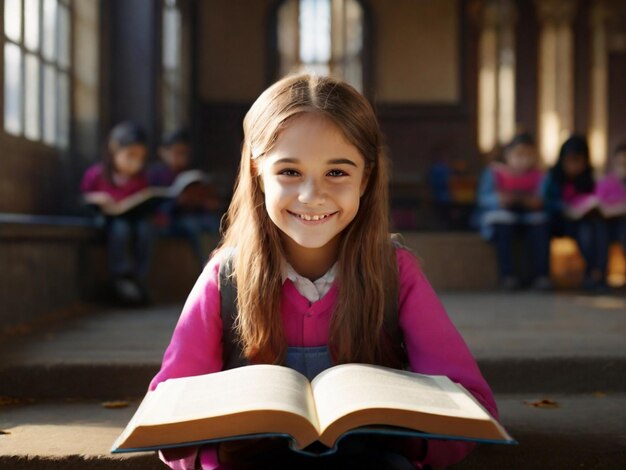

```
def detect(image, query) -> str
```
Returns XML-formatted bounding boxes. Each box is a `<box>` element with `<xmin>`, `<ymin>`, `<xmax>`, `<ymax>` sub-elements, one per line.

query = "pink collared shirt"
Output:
<box><xmin>151</xmin><ymin>247</ymin><xmax>498</xmax><ymax>469</ymax></box>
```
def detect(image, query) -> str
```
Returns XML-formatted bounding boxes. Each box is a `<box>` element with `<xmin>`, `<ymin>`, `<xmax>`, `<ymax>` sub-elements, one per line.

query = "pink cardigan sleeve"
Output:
<box><xmin>396</xmin><ymin>248</ymin><xmax>499</xmax><ymax>469</ymax></box>
<box><xmin>150</xmin><ymin>257</ymin><xmax>224</xmax><ymax>469</ymax></box>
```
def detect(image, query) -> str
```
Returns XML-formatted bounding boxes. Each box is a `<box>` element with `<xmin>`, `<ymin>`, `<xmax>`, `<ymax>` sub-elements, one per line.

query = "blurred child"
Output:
<box><xmin>596</xmin><ymin>142</ymin><xmax>626</xmax><ymax>274</ymax></box>
<box><xmin>543</xmin><ymin>134</ymin><xmax>610</xmax><ymax>291</ymax></box>
<box><xmin>80</xmin><ymin>121</ymin><xmax>154</xmax><ymax>305</ymax></box>
<box><xmin>148</xmin><ymin>129</ymin><xmax>221</xmax><ymax>266</ymax></box>
<box><xmin>477</xmin><ymin>133</ymin><xmax>551</xmax><ymax>290</ymax></box>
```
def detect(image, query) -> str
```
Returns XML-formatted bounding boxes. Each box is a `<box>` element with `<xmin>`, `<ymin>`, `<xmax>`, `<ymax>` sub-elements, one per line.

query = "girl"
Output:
<box><xmin>477</xmin><ymin>133</ymin><xmax>551</xmax><ymax>290</ymax></box>
<box><xmin>150</xmin><ymin>74</ymin><xmax>498</xmax><ymax>469</ymax></box>
<box><xmin>80</xmin><ymin>121</ymin><xmax>154</xmax><ymax>305</ymax></box>
<box><xmin>596</xmin><ymin>142</ymin><xmax>626</xmax><ymax>277</ymax></box>
<box><xmin>543</xmin><ymin>134</ymin><xmax>609</xmax><ymax>290</ymax></box>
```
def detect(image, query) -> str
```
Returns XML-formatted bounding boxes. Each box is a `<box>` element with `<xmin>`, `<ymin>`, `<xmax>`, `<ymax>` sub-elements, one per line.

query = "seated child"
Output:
<box><xmin>596</xmin><ymin>142</ymin><xmax>626</xmax><ymax>277</ymax></box>
<box><xmin>148</xmin><ymin>128</ymin><xmax>221</xmax><ymax>266</ymax></box>
<box><xmin>150</xmin><ymin>74</ymin><xmax>498</xmax><ymax>469</ymax></box>
<box><xmin>477</xmin><ymin>133</ymin><xmax>551</xmax><ymax>290</ymax></box>
<box><xmin>543</xmin><ymin>134</ymin><xmax>610</xmax><ymax>291</ymax></box>
<box><xmin>80</xmin><ymin>121</ymin><xmax>154</xmax><ymax>305</ymax></box>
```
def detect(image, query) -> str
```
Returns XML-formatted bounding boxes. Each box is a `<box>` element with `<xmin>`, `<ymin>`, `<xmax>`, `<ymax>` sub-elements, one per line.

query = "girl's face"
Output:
<box><xmin>505</xmin><ymin>143</ymin><xmax>536</xmax><ymax>174</ymax></box>
<box><xmin>562</xmin><ymin>152</ymin><xmax>587</xmax><ymax>179</ymax></box>
<box><xmin>113</xmin><ymin>144</ymin><xmax>147</xmax><ymax>177</ymax></box>
<box><xmin>257</xmin><ymin>113</ymin><xmax>368</xmax><ymax>266</ymax></box>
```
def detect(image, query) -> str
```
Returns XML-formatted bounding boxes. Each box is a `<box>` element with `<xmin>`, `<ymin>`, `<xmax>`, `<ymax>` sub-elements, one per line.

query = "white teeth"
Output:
<box><xmin>297</xmin><ymin>213</ymin><xmax>328</xmax><ymax>221</ymax></box>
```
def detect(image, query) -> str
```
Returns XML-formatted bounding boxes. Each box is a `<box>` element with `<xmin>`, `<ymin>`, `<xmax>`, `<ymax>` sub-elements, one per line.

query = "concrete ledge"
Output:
<box><xmin>0</xmin><ymin>364</ymin><xmax>157</xmax><ymax>400</ymax></box>
<box><xmin>455</xmin><ymin>393</ymin><xmax>626</xmax><ymax>469</ymax></box>
<box><xmin>479</xmin><ymin>357</ymin><xmax>626</xmax><ymax>394</ymax></box>
<box><xmin>1</xmin><ymin>394</ymin><xmax>624</xmax><ymax>469</ymax></box>
<box><xmin>3</xmin><ymin>357</ymin><xmax>625</xmax><ymax>400</ymax></box>
<box><xmin>0</xmin><ymin>211</ymin><xmax>220</xmax><ymax>332</ymax></box>
<box><xmin>400</xmin><ymin>232</ymin><xmax>499</xmax><ymax>290</ymax></box>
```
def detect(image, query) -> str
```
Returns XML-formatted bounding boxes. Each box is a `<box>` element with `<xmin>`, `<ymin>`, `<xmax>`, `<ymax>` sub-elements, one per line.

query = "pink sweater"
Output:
<box><xmin>494</xmin><ymin>165</ymin><xmax>543</xmax><ymax>195</ymax></box>
<box><xmin>80</xmin><ymin>163</ymin><xmax>148</xmax><ymax>203</ymax></box>
<box><xmin>150</xmin><ymin>248</ymin><xmax>498</xmax><ymax>469</ymax></box>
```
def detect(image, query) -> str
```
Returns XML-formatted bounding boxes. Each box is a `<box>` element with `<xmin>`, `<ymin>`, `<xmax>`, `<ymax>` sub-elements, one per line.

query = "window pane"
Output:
<box><xmin>43</xmin><ymin>64</ymin><xmax>56</xmax><ymax>145</ymax></box>
<box><xmin>162</xmin><ymin>7</ymin><xmax>181</xmax><ymax>70</ymax></box>
<box><xmin>25</xmin><ymin>0</ymin><xmax>40</xmax><ymax>51</ymax></box>
<box><xmin>58</xmin><ymin>3</ymin><xmax>70</xmax><ymax>68</ymax></box>
<box><xmin>4</xmin><ymin>43</ymin><xmax>23</xmax><ymax>135</ymax></box>
<box><xmin>42</xmin><ymin>0</ymin><xmax>57</xmax><ymax>61</ymax></box>
<box><xmin>57</xmin><ymin>72</ymin><xmax>69</xmax><ymax>147</ymax></box>
<box><xmin>24</xmin><ymin>53</ymin><xmax>41</xmax><ymax>140</ymax></box>
<box><xmin>345</xmin><ymin>0</ymin><xmax>362</xmax><ymax>56</ymax></box>
<box><xmin>4</xmin><ymin>0</ymin><xmax>22</xmax><ymax>42</ymax></box>
<box><xmin>299</xmin><ymin>0</ymin><xmax>331</xmax><ymax>64</ymax></box>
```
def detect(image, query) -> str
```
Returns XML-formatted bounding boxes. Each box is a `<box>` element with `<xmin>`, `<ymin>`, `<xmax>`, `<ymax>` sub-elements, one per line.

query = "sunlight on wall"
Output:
<box><xmin>478</xmin><ymin>28</ymin><xmax>497</xmax><ymax>153</ymax></box>
<box><xmin>540</xmin><ymin>111</ymin><xmax>561</xmax><ymax>166</ymax></box>
<box><xmin>477</xmin><ymin>0</ymin><xmax>516</xmax><ymax>154</ymax></box>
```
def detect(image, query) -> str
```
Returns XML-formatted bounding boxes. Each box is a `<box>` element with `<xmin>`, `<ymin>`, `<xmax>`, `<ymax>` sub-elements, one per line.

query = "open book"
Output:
<box><xmin>84</xmin><ymin>169</ymin><xmax>207</xmax><ymax>216</ymax></box>
<box><xmin>112</xmin><ymin>364</ymin><xmax>514</xmax><ymax>456</ymax></box>
<box><xmin>564</xmin><ymin>194</ymin><xmax>626</xmax><ymax>219</ymax></box>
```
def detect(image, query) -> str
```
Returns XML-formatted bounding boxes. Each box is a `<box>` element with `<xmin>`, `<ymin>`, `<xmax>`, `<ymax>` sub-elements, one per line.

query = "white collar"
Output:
<box><xmin>281</xmin><ymin>260</ymin><xmax>338</xmax><ymax>303</ymax></box>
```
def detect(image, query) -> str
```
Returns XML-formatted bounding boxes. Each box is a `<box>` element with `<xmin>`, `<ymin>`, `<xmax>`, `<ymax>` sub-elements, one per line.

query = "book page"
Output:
<box><xmin>141</xmin><ymin>365</ymin><xmax>319</xmax><ymax>430</ymax></box>
<box><xmin>601</xmin><ymin>201</ymin><xmax>626</xmax><ymax>218</ymax></box>
<box><xmin>110</xmin><ymin>187</ymin><xmax>169</xmax><ymax>214</ymax></box>
<box><xmin>311</xmin><ymin>364</ymin><xmax>491</xmax><ymax>434</ymax></box>
<box><xmin>565</xmin><ymin>195</ymin><xmax>599</xmax><ymax>219</ymax></box>
<box><xmin>169</xmin><ymin>169</ymin><xmax>207</xmax><ymax>196</ymax></box>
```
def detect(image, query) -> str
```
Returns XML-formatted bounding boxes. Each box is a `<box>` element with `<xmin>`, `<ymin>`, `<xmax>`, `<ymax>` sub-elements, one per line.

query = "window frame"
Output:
<box><xmin>1</xmin><ymin>0</ymin><xmax>74</xmax><ymax>149</ymax></box>
<box><xmin>159</xmin><ymin>0</ymin><xmax>192</xmax><ymax>138</ymax></box>
<box><xmin>268</xmin><ymin>0</ymin><xmax>373</xmax><ymax>98</ymax></box>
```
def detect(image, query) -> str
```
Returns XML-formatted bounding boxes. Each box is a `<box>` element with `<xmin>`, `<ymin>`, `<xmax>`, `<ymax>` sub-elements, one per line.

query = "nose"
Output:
<box><xmin>298</xmin><ymin>177</ymin><xmax>326</xmax><ymax>205</ymax></box>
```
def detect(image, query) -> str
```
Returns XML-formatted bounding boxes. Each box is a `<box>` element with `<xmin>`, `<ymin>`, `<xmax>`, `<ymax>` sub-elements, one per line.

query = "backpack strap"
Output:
<box><xmin>218</xmin><ymin>256</ymin><xmax>247</xmax><ymax>370</ymax></box>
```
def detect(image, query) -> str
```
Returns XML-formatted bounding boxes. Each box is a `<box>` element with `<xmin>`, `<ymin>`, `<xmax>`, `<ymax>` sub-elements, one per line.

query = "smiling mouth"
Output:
<box><xmin>288</xmin><ymin>211</ymin><xmax>337</xmax><ymax>221</ymax></box>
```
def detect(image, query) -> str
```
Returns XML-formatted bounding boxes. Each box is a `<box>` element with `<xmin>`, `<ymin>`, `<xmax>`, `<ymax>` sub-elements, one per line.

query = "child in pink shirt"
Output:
<box><xmin>596</xmin><ymin>143</ymin><xmax>626</xmax><ymax>276</ymax></box>
<box><xmin>477</xmin><ymin>133</ymin><xmax>550</xmax><ymax>290</ymax></box>
<box><xmin>80</xmin><ymin>121</ymin><xmax>154</xmax><ymax>305</ymax></box>
<box><xmin>150</xmin><ymin>75</ymin><xmax>498</xmax><ymax>469</ymax></box>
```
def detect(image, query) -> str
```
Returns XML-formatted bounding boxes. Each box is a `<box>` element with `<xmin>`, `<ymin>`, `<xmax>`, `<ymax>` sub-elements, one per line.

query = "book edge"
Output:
<box><xmin>111</xmin><ymin>428</ymin><xmax>517</xmax><ymax>456</ymax></box>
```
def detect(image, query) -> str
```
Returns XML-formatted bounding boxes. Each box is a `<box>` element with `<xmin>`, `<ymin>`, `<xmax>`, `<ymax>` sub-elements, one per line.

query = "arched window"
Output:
<box><xmin>276</xmin><ymin>0</ymin><xmax>365</xmax><ymax>92</ymax></box>
<box><xmin>3</xmin><ymin>0</ymin><xmax>72</xmax><ymax>148</ymax></box>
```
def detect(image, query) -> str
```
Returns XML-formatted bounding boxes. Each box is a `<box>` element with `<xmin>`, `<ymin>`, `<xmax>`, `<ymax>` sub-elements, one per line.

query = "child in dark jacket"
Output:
<box><xmin>148</xmin><ymin>129</ymin><xmax>221</xmax><ymax>266</ymax></box>
<box><xmin>542</xmin><ymin>134</ymin><xmax>610</xmax><ymax>290</ymax></box>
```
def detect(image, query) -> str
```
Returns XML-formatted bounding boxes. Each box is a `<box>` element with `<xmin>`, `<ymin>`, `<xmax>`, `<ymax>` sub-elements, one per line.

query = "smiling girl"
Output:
<box><xmin>150</xmin><ymin>74</ymin><xmax>497</xmax><ymax>469</ymax></box>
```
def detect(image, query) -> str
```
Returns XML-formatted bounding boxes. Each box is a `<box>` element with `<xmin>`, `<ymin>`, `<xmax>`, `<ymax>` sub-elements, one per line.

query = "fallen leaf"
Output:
<box><xmin>101</xmin><ymin>400</ymin><xmax>130</xmax><ymax>409</ymax></box>
<box><xmin>592</xmin><ymin>391</ymin><xmax>607</xmax><ymax>398</ymax></box>
<box><xmin>0</xmin><ymin>430</ymin><xmax>10</xmax><ymax>435</ymax></box>
<box><xmin>523</xmin><ymin>398</ymin><xmax>560</xmax><ymax>409</ymax></box>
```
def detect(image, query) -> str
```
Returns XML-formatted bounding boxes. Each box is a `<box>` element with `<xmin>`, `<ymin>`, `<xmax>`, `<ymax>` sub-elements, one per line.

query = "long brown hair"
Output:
<box><xmin>218</xmin><ymin>74</ymin><xmax>399</xmax><ymax>366</ymax></box>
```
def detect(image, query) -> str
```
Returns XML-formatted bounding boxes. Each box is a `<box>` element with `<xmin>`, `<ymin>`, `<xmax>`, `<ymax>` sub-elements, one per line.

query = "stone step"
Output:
<box><xmin>2</xmin><ymin>356</ymin><xmax>626</xmax><ymax>402</ymax></box>
<box><xmin>2</xmin><ymin>292</ymin><xmax>625</xmax><ymax>400</ymax></box>
<box><xmin>1</xmin><ymin>394</ymin><xmax>624</xmax><ymax>469</ymax></box>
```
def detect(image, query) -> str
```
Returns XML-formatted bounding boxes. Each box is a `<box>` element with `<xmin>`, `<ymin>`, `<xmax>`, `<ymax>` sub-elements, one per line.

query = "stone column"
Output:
<box><xmin>535</xmin><ymin>0</ymin><xmax>579</xmax><ymax>165</ymax></box>
<box><xmin>477</xmin><ymin>0</ymin><xmax>518</xmax><ymax>153</ymax></box>
<box><xmin>589</xmin><ymin>1</ymin><xmax>610</xmax><ymax>169</ymax></box>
